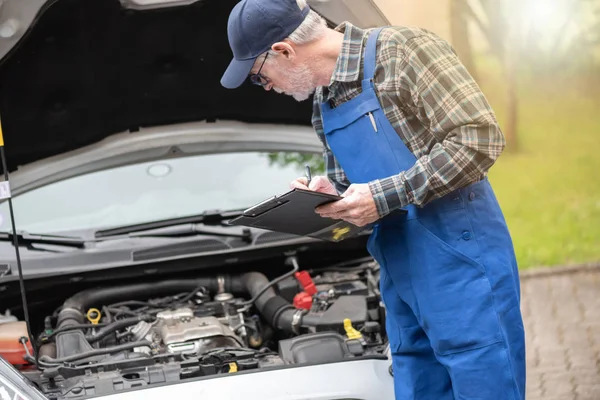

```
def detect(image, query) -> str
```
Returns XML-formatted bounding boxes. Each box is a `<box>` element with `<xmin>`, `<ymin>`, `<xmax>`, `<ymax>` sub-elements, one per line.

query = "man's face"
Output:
<box><xmin>248</xmin><ymin>45</ymin><xmax>318</xmax><ymax>102</ymax></box>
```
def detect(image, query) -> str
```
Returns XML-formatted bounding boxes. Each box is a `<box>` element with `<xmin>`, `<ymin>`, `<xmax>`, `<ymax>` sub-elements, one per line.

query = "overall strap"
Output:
<box><xmin>362</xmin><ymin>27</ymin><xmax>385</xmax><ymax>87</ymax></box>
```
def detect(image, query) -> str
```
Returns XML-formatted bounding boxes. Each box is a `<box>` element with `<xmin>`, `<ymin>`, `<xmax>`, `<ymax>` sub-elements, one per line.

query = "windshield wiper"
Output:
<box><xmin>125</xmin><ymin>223</ymin><xmax>253</xmax><ymax>243</ymax></box>
<box><xmin>0</xmin><ymin>232</ymin><xmax>86</xmax><ymax>249</ymax></box>
<box><xmin>94</xmin><ymin>209</ymin><xmax>246</xmax><ymax>239</ymax></box>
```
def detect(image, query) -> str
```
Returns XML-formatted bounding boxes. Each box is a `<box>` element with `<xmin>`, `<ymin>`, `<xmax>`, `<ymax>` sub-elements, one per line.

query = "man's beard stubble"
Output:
<box><xmin>273</xmin><ymin>61</ymin><xmax>318</xmax><ymax>102</ymax></box>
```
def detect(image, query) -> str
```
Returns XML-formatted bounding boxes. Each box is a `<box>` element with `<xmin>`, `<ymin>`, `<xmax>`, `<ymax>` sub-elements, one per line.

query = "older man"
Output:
<box><xmin>221</xmin><ymin>0</ymin><xmax>526</xmax><ymax>399</ymax></box>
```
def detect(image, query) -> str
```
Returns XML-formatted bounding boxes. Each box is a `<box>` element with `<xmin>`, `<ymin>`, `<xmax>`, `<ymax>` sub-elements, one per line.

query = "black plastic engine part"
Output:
<box><xmin>55</xmin><ymin>331</ymin><xmax>95</xmax><ymax>359</ymax></box>
<box><xmin>330</xmin><ymin>280</ymin><xmax>369</xmax><ymax>297</ymax></box>
<box><xmin>278</xmin><ymin>332</ymin><xmax>353</xmax><ymax>364</ymax></box>
<box><xmin>236</xmin><ymin>358</ymin><xmax>259</xmax><ymax>370</ymax></box>
<box><xmin>345</xmin><ymin>339</ymin><xmax>365</xmax><ymax>356</ymax></box>
<box><xmin>363</xmin><ymin>321</ymin><xmax>380</xmax><ymax>333</ymax></box>
<box><xmin>42</xmin><ymin>363</ymin><xmax>182</xmax><ymax>398</ymax></box>
<box><xmin>301</xmin><ymin>295</ymin><xmax>368</xmax><ymax>333</ymax></box>
<box><xmin>362</xmin><ymin>321</ymin><xmax>383</xmax><ymax>346</ymax></box>
<box><xmin>366</xmin><ymin>294</ymin><xmax>381</xmax><ymax>321</ymax></box>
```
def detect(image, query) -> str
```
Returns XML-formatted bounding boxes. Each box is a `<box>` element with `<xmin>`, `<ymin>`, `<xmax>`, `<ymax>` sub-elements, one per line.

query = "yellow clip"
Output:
<box><xmin>0</xmin><ymin>118</ymin><xmax>4</xmax><ymax>147</ymax></box>
<box><xmin>343</xmin><ymin>318</ymin><xmax>362</xmax><ymax>340</ymax></box>
<box><xmin>86</xmin><ymin>308</ymin><xmax>102</xmax><ymax>325</ymax></box>
<box><xmin>332</xmin><ymin>226</ymin><xmax>351</xmax><ymax>241</ymax></box>
<box><xmin>228</xmin><ymin>362</ymin><xmax>238</xmax><ymax>373</ymax></box>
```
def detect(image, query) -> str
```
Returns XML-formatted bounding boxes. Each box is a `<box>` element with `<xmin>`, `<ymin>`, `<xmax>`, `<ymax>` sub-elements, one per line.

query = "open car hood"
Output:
<box><xmin>0</xmin><ymin>0</ymin><xmax>389</xmax><ymax>174</ymax></box>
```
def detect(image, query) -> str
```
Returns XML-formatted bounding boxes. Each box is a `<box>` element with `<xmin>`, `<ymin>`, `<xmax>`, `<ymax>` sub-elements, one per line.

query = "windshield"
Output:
<box><xmin>0</xmin><ymin>151</ymin><xmax>324</xmax><ymax>234</ymax></box>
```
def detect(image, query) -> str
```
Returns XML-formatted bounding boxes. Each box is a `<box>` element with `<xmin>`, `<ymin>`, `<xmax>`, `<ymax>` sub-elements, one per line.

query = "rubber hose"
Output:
<box><xmin>57</xmin><ymin>273</ymin><xmax>298</xmax><ymax>332</ymax></box>
<box><xmin>85</xmin><ymin>315</ymin><xmax>153</xmax><ymax>343</ymax></box>
<box><xmin>57</xmin><ymin>278</ymin><xmax>229</xmax><ymax>326</ymax></box>
<box><xmin>62</xmin><ymin>279</ymin><xmax>224</xmax><ymax>312</ymax></box>
<box><xmin>239</xmin><ymin>273</ymin><xmax>297</xmax><ymax>332</ymax></box>
<box><xmin>239</xmin><ymin>272</ymin><xmax>278</xmax><ymax>311</ymax></box>
<box><xmin>39</xmin><ymin>340</ymin><xmax>152</xmax><ymax>364</ymax></box>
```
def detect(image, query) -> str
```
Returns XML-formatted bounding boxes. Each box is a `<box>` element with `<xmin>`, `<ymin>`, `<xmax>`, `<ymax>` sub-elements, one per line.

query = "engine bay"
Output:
<box><xmin>1</xmin><ymin>255</ymin><xmax>388</xmax><ymax>398</ymax></box>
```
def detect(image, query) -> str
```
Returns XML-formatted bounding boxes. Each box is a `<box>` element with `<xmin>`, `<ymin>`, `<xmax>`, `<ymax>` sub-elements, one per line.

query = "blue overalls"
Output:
<box><xmin>320</xmin><ymin>28</ymin><xmax>526</xmax><ymax>399</ymax></box>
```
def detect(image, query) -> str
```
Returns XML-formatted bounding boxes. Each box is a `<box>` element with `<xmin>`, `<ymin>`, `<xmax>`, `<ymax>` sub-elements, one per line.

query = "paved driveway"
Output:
<box><xmin>522</xmin><ymin>264</ymin><xmax>600</xmax><ymax>400</ymax></box>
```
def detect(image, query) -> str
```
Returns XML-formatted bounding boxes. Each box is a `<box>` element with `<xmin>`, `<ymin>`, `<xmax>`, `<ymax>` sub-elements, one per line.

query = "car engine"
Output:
<box><xmin>8</xmin><ymin>256</ymin><xmax>387</xmax><ymax>398</ymax></box>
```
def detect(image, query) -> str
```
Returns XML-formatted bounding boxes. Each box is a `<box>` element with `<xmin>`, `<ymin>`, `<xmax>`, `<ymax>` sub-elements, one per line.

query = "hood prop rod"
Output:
<box><xmin>0</xmin><ymin>118</ymin><xmax>38</xmax><ymax>368</ymax></box>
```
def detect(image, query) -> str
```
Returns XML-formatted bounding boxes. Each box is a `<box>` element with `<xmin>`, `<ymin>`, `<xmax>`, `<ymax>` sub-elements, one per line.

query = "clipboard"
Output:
<box><xmin>226</xmin><ymin>188</ymin><xmax>366</xmax><ymax>242</ymax></box>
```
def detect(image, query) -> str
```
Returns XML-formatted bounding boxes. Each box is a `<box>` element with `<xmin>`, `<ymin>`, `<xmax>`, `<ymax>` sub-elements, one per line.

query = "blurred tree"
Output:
<box><xmin>450</xmin><ymin>0</ymin><xmax>479</xmax><ymax>81</ymax></box>
<box><xmin>519</xmin><ymin>0</ymin><xmax>600</xmax><ymax>73</ymax></box>
<box><xmin>265</xmin><ymin>151</ymin><xmax>325</xmax><ymax>175</ymax></box>
<box><xmin>451</xmin><ymin>0</ymin><xmax>600</xmax><ymax>152</ymax></box>
<box><xmin>449</xmin><ymin>0</ymin><xmax>519</xmax><ymax>151</ymax></box>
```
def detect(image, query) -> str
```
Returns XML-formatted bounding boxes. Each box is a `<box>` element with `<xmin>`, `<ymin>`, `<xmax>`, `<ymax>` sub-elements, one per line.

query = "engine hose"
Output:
<box><xmin>237</xmin><ymin>257</ymin><xmax>299</xmax><ymax>310</ymax></box>
<box><xmin>237</xmin><ymin>268</ymin><xmax>299</xmax><ymax>333</ymax></box>
<box><xmin>57</xmin><ymin>278</ymin><xmax>230</xmax><ymax>327</ymax></box>
<box><xmin>56</xmin><ymin>259</ymin><xmax>303</xmax><ymax>334</ymax></box>
<box><xmin>44</xmin><ymin>322</ymin><xmax>110</xmax><ymax>340</ymax></box>
<box><xmin>85</xmin><ymin>315</ymin><xmax>154</xmax><ymax>344</ymax></box>
<box><xmin>38</xmin><ymin>340</ymin><xmax>152</xmax><ymax>365</ymax></box>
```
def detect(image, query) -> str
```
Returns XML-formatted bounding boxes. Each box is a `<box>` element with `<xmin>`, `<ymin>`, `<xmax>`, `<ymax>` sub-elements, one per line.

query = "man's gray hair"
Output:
<box><xmin>265</xmin><ymin>0</ymin><xmax>327</xmax><ymax>57</ymax></box>
<box><xmin>288</xmin><ymin>0</ymin><xmax>328</xmax><ymax>44</ymax></box>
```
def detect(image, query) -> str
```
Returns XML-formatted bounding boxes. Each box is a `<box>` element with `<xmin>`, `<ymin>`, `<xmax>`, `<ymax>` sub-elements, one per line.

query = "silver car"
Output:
<box><xmin>0</xmin><ymin>0</ymin><xmax>394</xmax><ymax>399</ymax></box>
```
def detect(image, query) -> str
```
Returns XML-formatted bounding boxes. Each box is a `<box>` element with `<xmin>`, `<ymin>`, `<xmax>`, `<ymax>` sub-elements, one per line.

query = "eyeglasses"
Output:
<box><xmin>249</xmin><ymin>53</ymin><xmax>269</xmax><ymax>86</ymax></box>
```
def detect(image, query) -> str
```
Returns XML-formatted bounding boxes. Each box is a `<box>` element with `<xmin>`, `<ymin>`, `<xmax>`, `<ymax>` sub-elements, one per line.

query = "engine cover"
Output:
<box><xmin>156</xmin><ymin>308</ymin><xmax>242</xmax><ymax>354</ymax></box>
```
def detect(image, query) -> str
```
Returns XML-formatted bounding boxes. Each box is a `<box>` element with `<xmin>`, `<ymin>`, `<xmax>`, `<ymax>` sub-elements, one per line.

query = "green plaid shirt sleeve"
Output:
<box><xmin>311</xmin><ymin>24</ymin><xmax>505</xmax><ymax>217</ymax></box>
<box><xmin>367</xmin><ymin>33</ymin><xmax>505</xmax><ymax>216</ymax></box>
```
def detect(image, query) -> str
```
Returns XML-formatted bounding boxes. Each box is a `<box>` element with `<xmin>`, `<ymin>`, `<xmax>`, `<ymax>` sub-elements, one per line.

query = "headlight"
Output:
<box><xmin>0</xmin><ymin>358</ymin><xmax>46</xmax><ymax>400</ymax></box>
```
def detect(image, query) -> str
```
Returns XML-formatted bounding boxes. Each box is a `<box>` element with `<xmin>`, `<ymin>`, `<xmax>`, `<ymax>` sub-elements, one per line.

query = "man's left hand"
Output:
<box><xmin>315</xmin><ymin>183</ymin><xmax>379</xmax><ymax>227</ymax></box>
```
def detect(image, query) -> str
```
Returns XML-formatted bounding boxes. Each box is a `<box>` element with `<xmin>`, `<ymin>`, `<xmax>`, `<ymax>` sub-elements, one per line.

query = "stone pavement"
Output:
<box><xmin>521</xmin><ymin>264</ymin><xmax>600</xmax><ymax>400</ymax></box>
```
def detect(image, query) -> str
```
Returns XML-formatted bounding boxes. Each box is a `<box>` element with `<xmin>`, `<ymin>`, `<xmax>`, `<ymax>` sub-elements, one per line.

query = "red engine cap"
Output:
<box><xmin>295</xmin><ymin>271</ymin><xmax>317</xmax><ymax>295</ymax></box>
<box><xmin>293</xmin><ymin>292</ymin><xmax>313</xmax><ymax>310</ymax></box>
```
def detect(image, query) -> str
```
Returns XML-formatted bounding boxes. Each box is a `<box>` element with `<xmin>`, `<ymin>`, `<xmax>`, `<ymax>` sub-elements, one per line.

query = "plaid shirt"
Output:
<box><xmin>311</xmin><ymin>22</ymin><xmax>505</xmax><ymax>217</ymax></box>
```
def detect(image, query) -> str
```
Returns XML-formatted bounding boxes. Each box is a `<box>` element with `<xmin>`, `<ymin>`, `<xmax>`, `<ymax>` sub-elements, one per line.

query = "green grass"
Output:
<box><xmin>477</xmin><ymin>69</ymin><xmax>600</xmax><ymax>269</ymax></box>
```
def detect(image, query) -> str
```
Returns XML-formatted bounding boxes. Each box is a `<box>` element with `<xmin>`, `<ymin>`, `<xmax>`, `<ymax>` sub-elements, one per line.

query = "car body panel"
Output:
<box><xmin>98</xmin><ymin>359</ymin><xmax>395</xmax><ymax>400</ymax></box>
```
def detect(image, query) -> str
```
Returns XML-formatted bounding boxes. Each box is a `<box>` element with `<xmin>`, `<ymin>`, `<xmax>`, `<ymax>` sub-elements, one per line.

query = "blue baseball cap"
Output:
<box><xmin>220</xmin><ymin>0</ymin><xmax>310</xmax><ymax>89</ymax></box>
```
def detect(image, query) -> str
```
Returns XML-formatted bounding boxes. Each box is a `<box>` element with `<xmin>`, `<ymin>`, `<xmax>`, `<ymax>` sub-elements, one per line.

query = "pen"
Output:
<box><xmin>305</xmin><ymin>164</ymin><xmax>312</xmax><ymax>187</ymax></box>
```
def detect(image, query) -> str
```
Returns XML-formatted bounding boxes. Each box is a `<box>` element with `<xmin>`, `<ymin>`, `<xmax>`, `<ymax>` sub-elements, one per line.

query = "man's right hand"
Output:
<box><xmin>290</xmin><ymin>175</ymin><xmax>338</xmax><ymax>196</ymax></box>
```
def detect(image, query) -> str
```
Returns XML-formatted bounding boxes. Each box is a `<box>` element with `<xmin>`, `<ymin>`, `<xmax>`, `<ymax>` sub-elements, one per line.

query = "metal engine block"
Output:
<box><xmin>155</xmin><ymin>307</ymin><xmax>242</xmax><ymax>354</ymax></box>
